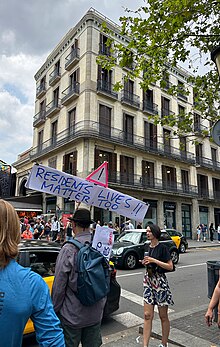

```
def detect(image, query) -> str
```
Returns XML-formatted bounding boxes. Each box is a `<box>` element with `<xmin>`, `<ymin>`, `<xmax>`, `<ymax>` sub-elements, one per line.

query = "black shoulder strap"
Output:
<box><xmin>62</xmin><ymin>239</ymin><xmax>83</xmax><ymax>249</ymax></box>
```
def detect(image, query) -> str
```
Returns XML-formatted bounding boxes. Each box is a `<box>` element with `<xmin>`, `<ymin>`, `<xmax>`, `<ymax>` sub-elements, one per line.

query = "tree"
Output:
<box><xmin>97</xmin><ymin>0</ymin><xmax>220</xmax><ymax>140</ymax></box>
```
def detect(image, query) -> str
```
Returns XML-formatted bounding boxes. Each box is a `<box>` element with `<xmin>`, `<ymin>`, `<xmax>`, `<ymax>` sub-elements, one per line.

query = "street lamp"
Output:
<box><xmin>211</xmin><ymin>46</ymin><xmax>220</xmax><ymax>77</ymax></box>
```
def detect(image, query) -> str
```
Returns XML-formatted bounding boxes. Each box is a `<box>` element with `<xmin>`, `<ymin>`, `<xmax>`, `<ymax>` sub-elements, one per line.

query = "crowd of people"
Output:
<box><xmin>0</xmin><ymin>203</ymin><xmax>218</xmax><ymax>347</ymax></box>
<box><xmin>197</xmin><ymin>222</ymin><xmax>220</xmax><ymax>243</ymax></box>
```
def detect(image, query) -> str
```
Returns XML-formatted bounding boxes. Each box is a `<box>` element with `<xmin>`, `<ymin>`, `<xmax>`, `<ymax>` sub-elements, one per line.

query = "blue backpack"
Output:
<box><xmin>64</xmin><ymin>239</ymin><xmax>110</xmax><ymax>306</ymax></box>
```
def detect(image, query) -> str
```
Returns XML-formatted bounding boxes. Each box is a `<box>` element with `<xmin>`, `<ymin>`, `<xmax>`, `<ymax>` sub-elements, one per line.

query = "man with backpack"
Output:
<box><xmin>52</xmin><ymin>208</ymin><xmax>108</xmax><ymax>347</ymax></box>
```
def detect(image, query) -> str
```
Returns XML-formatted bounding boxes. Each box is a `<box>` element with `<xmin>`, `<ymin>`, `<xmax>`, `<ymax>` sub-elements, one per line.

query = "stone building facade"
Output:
<box><xmin>13</xmin><ymin>8</ymin><xmax>220</xmax><ymax>239</ymax></box>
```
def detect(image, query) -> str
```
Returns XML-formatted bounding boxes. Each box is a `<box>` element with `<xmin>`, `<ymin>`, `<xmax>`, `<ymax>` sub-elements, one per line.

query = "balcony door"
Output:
<box><xmin>51</xmin><ymin>120</ymin><xmax>57</xmax><ymax>146</ymax></box>
<box><xmin>99</xmin><ymin>104</ymin><xmax>111</xmax><ymax>137</ymax></box>
<box><xmin>120</xmin><ymin>155</ymin><xmax>134</xmax><ymax>185</ymax></box>
<box><xmin>144</xmin><ymin>121</ymin><xmax>157</xmax><ymax>149</ymax></box>
<box><xmin>142</xmin><ymin>160</ymin><xmax>154</xmax><ymax>187</ymax></box>
<box><xmin>181</xmin><ymin>170</ymin><xmax>189</xmax><ymax>192</ymax></box>
<box><xmin>94</xmin><ymin>148</ymin><xmax>117</xmax><ymax>182</ymax></box>
<box><xmin>197</xmin><ymin>174</ymin><xmax>208</xmax><ymax>197</ymax></box>
<box><xmin>124</xmin><ymin>114</ymin><xmax>133</xmax><ymax>144</ymax></box>
<box><xmin>162</xmin><ymin>165</ymin><xmax>176</xmax><ymax>191</ymax></box>
<box><xmin>63</xmin><ymin>151</ymin><xmax>77</xmax><ymax>176</ymax></box>
<box><xmin>68</xmin><ymin>108</ymin><xmax>76</xmax><ymax>135</ymax></box>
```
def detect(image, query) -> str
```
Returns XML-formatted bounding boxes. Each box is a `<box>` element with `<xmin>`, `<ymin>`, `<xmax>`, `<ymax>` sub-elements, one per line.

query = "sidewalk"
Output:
<box><xmin>102</xmin><ymin>240</ymin><xmax>220</xmax><ymax>347</ymax></box>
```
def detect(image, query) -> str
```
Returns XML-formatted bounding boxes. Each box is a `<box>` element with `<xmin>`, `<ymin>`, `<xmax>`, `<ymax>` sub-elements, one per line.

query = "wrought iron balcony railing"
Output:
<box><xmin>30</xmin><ymin>120</ymin><xmax>196</xmax><ymax>165</ymax></box>
<box><xmin>45</xmin><ymin>99</ymin><xmax>61</xmax><ymax>117</ymax></box>
<box><xmin>99</xmin><ymin>44</ymin><xmax>111</xmax><ymax>56</ymax></box>
<box><xmin>61</xmin><ymin>82</ymin><xmax>80</xmax><ymax>105</ymax></box>
<box><xmin>49</xmin><ymin>68</ymin><xmax>61</xmax><ymax>86</ymax></box>
<box><xmin>65</xmin><ymin>48</ymin><xmax>80</xmax><ymax>70</ymax></box>
<box><xmin>36</xmin><ymin>83</ymin><xmax>46</xmax><ymax>98</ymax></box>
<box><xmin>33</xmin><ymin>110</ymin><xmax>46</xmax><ymax>126</ymax></box>
<box><xmin>121</xmin><ymin>90</ymin><xmax>140</xmax><ymax>109</ymax></box>
<box><xmin>108</xmin><ymin>172</ymin><xmax>198</xmax><ymax>197</ymax></box>
<box><xmin>97</xmin><ymin>80</ymin><xmax>118</xmax><ymax>99</ymax></box>
<box><xmin>143</xmin><ymin>101</ymin><xmax>158</xmax><ymax>115</ymax></box>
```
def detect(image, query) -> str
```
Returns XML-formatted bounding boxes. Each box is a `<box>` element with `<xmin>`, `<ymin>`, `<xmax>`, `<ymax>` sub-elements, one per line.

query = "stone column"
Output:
<box><xmin>176</xmin><ymin>201</ymin><xmax>182</xmax><ymax>232</ymax></box>
<box><xmin>192</xmin><ymin>198</ymin><xmax>199</xmax><ymax>239</ymax></box>
<box><xmin>157</xmin><ymin>199</ymin><xmax>164</xmax><ymax>229</ymax></box>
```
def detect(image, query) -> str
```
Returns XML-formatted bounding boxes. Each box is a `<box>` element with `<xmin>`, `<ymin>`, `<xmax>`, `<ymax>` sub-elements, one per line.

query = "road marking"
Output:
<box><xmin>117</xmin><ymin>271</ymin><xmax>143</xmax><ymax>278</ymax></box>
<box><xmin>113</xmin><ymin>311</ymin><xmax>144</xmax><ymax>327</ymax></box>
<box><xmin>177</xmin><ymin>263</ymin><xmax>206</xmax><ymax>269</ymax></box>
<box><xmin>121</xmin><ymin>288</ymin><xmax>174</xmax><ymax>313</ymax></box>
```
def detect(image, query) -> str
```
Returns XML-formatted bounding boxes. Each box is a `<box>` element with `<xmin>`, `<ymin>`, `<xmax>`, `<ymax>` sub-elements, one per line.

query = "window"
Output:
<box><xmin>120</xmin><ymin>155</ymin><xmax>134</xmax><ymax>185</ymax></box>
<box><xmin>53</xmin><ymin>87</ymin><xmax>59</xmax><ymax>107</ymax></box>
<box><xmin>55</xmin><ymin>60</ymin><xmax>60</xmax><ymax>75</ymax></box>
<box><xmin>70</xmin><ymin>69</ymin><xmax>79</xmax><ymax>89</ymax></box>
<box><xmin>181</xmin><ymin>170</ymin><xmax>189</xmax><ymax>192</ymax></box>
<box><xmin>161</xmin><ymin>70</ymin><xmax>170</xmax><ymax>89</ymax></box>
<box><xmin>144</xmin><ymin>121</ymin><xmax>157</xmax><ymax>149</ymax></box>
<box><xmin>124</xmin><ymin>79</ymin><xmax>134</xmax><ymax>101</ymax></box>
<box><xmin>99</xmin><ymin>34</ymin><xmax>111</xmax><ymax>56</ymax></box>
<box><xmin>124</xmin><ymin>113</ymin><xmax>133</xmax><ymax>144</ymax></box>
<box><xmin>94</xmin><ymin>148</ymin><xmax>117</xmax><ymax>181</ymax></box>
<box><xmin>63</xmin><ymin>151</ymin><xmax>77</xmax><ymax>175</ymax></box>
<box><xmin>180</xmin><ymin>136</ymin><xmax>187</xmax><ymax>158</ymax></box>
<box><xmin>213</xmin><ymin>178</ymin><xmax>220</xmax><ymax>199</ymax></box>
<box><xmin>177</xmin><ymin>81</ymin><xmax>187</xmax><ymax>100</ymax></box>
<box><xmin>48</xmin><ymin>156</ymin><xmax>57</xmax><ymax>169</ymax></box>
<box><xmin>68</xmin><ymin>108</ymin><xmax>76</xmax><ymax>134</ymax></box>
<box><xmin>194</xmin><ymin>113</ymin><xmax>201</xmax><ymax>132</ymax></box>
<box><xmin>161</xmin><ymin>97</ymin><xmax>170</xmax><ymax>117</ymax></box>
<box><xmin>162</xmin><ymin>165</ymin><xmax>177</xmax><ymax>191</ymax></box>
<box><xmin>163</xmin><ymin>129</ymin><xmax>171</xmax><ymax>153</ymax></box>
<box><xmin>142</xmin><ymin>161</ymin><xmax>154</xmax><ymax>187</ymax></box>
<box><xmin>29</xmin><ymin>251</ymin><xmax>58</xmax><ymax>277</ymax></box>
<box><xmin>51</xmin><ymin>120</ymin><xmax>57</xmax><ymax>145</ymax></box>
<box><xmin>97</xmin><ymin>66</ymin><xmax>112</xmax><ymax>92</ymax></box>
<box><xmin>40</xmin><ymin>99</ymin><xmax>46</xmax><ymax>116</ymax></box>
<box><xmin>99</xmin><ymin>104</ymin><xmax>111</xmax><ymax>137</ymax></box>
<box><xmin>195</xmin><ymin>143</ymin><xmax>203</xmax><ymax>164</ymax></box>
<box><xmin>211</xmin><ymin>147</ymin><xmax>217</xmax><ymax>163</ymax></box>
<box><xmin>197</xmin><ymin>174</ymin><xmax>209</xmax><ymax>198</ymax></box>
<box><xmin>38</xmin><ymin>130</ymin><xmax>43</xmax><ymax>151</ymax></box>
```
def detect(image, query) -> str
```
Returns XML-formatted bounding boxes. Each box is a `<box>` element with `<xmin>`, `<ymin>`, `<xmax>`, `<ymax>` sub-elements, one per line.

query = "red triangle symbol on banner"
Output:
<box><xmin>86</xmin><ymin>162</ymin><xmax>108</xmax><ymax>187</ymax></box>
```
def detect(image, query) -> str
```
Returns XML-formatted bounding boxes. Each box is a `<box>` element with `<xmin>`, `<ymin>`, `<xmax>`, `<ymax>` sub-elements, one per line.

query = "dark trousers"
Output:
<box><xmin>52</xmin><ymin>230</ymin><xmax>58</xmax><ymax>241</ymax></box>
<box><xmin>59</xmin><ymin>315</ymin><xmax>102</xmax><ymax>347</ymax></box>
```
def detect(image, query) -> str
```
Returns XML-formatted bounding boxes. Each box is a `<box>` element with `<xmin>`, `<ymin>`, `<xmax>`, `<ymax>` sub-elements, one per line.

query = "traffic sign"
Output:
<box><xmin>86</xmin><ymin>161</ymin><xmax>108</xmax><ymax>187</ymax></box>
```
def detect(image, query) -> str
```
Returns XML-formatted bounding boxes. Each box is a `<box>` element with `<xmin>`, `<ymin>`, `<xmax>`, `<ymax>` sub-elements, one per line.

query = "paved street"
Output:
<box><xmin>23</xmin><ymin>242</ymin><xmax>220</xmax><ymax>346</ymax></box>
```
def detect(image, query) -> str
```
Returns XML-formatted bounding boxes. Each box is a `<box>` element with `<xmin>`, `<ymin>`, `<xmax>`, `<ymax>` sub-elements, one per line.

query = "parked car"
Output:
<box><xmin>18</xmin><ymin>240</ymin><xmax>121</xmax><ymax>335</ymax></box>
<box><xmin>165</xmin><ymin>229</ymin><xmax>188</xmax><ymax>253</ymax></box>
<box><xmin>162</xmin><ymin>229</ymin><xmax>181</xmax><ymax>249</ymax></box>
<box><xmin>110</xmin><ymin>229</ymin><xmax>179</xmax><ymax>270</ymax></box>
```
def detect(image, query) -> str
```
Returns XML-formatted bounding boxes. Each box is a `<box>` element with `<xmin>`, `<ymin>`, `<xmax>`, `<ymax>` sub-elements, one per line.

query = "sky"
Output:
<box><xmin>0</xmin><ymin>0</ymin><xmax>144</xmax><ymax>166</ymax></box>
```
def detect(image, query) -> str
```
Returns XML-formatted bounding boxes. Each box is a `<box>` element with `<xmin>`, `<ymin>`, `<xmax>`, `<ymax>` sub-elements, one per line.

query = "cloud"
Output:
<box><xmin>0</xmin><ymin>0</ymin><xmax>144</xmax><ymax>165</ymax></box>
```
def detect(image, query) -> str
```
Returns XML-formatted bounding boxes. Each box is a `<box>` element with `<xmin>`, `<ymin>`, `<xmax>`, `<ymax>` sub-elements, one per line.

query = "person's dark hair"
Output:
<box><xmin>148</xmin><ymin>224</ymin><xmax>161</xmax><ymax>239</ymax></box>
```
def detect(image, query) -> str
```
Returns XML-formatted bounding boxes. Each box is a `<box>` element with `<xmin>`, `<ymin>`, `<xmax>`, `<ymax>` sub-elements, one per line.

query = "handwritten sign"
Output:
<box><xmin>26</xmin><ymin>164</ymin><xmax>149</xmax><ymax>221</ymax></box>
<box><xmin>92</xmin><ymin>226</ymin><xmax>114</xmax><ymax>260</ymax></box>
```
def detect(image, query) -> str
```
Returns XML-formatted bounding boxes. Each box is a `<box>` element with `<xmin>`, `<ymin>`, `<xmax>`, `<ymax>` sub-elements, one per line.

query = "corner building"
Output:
<box><xmin>13</xmin><ymin>8</ymin><xmax>220</xmax><ymax>239</ymax></box>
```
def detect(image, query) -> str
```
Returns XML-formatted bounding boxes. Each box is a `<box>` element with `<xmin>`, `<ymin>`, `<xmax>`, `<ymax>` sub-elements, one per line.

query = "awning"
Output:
<box><xmin>4</xmin><ymin>194</ymin><xmax>42</xmax><ymax>212</ymax></box>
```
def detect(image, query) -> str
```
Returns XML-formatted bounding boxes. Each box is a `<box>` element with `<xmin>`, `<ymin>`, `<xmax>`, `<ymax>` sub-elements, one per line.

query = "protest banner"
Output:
<box><xmin>92</xmin><ymin>225</ymin><xmax>114</xmax><ymax>260</ymax></box>
<box><xmin>26</xmin><ymin>164</ymin><xmax>149</xmax><ymax>222</ymax></box>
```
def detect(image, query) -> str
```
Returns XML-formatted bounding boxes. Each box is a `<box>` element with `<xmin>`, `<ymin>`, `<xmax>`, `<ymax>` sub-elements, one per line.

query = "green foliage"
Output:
<box><xmin>98</xmin><ymin>0</ymin><xmax>220</xmax><ymax>140</ymax></box>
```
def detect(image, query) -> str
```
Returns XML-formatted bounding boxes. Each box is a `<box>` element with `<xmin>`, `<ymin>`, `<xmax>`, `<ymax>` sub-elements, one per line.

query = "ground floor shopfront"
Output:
<box><xmin>39</xmin><ymin>192</ymin><xmax>220</xmax><ymax>240</ymax></box>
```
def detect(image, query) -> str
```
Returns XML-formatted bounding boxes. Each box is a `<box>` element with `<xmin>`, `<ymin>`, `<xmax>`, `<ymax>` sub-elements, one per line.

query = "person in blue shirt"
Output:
<box><xmin>0</xmin><ymin>199</ymin><xmax>65</xmax><ymax>347</ymax></box>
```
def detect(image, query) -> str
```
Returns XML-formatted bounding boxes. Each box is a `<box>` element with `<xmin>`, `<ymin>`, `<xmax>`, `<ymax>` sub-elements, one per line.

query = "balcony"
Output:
<box><xmin>49</xmin><ymin>68</ymin><xmax>61</xmax><ymax>86</ymax></box>
<box><xmin>30</xmin><ymin>120</ymin><xmax>196</xmax><ymax>165</ymax></box>
<box><xmin>33</xmin><ymin>110</ymin><xmax>46</xmax><ymax>127</ymax></box>
<box><xmin>45</xmin><ymin>99</ymin><xmax>61</xmax><ymax>118</ymax></box>
<box><xmin>194</xmin><ymin>123</ymin><xmax>208</xmax><ymax>135</ymax></box>
<box><xmin>177</xmin><ymin>91</ymin><xmax>188</xmax><ymax>102</ymax></box>
<box><xmin>121</xmin><ymin>91</ymin><xmax>140</xmax><ymax>109</ymax></box>
<box><xmin>196</xmin><ymin>156</ymin><xmax>217</xmax><ymax>170</ymax></box>
<box><xmin>161</xmin><ymin>80</ymin><xmax>172</xmax><ymax>91</ymax></box>
<box><xmin>99</xmin><ymin>44</ymin><xmax>111</xmax><ymax>56</ymax></box>
<box><xmin>36</xmin><ymin>83</ymin><xmax>46</xmax><ymax>99</ymax></box>
<box><xmin>65</xmin><ymin>48</ymin><xmax>80</xmax><ymax>71</ymax></box>
<box><xmin>161</xmin><ymin>108</ymin><xmax>175</xmax><ymax>117</ymax></box>
<box><xmin>97</xmin><ymin>80</ymin><xmax>118</xmax><ymax>100</ymax></box>
<box><xmin>61</xmin><ymin>82</ymin><xmax>80</xmax><ymax>106</ymax></box>
<box><xmin>143</xmin><ymin>101</ymin><xmax>158</xmax><ymax>115</ymax></box>
<box><xmin>198</xmin><ymin>190</ymin><xmax>210</xmax><ymax>199</ymax></box>
<box><xmin>109</xmin><ymin>173</ymin><xmax>198</xmax><ymax>197</ymax></box>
